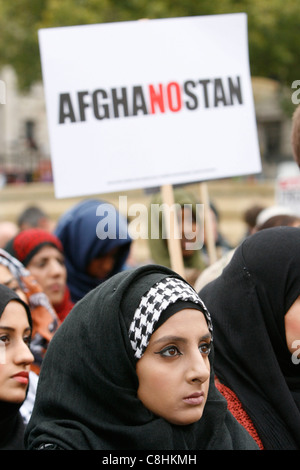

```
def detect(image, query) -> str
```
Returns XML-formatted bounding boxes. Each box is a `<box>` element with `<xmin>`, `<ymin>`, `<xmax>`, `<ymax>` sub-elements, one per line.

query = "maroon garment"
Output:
<box><xmin>54</xmin><ymin>287</ymin><xmax>74</xmax><ymax>322</ymax></box>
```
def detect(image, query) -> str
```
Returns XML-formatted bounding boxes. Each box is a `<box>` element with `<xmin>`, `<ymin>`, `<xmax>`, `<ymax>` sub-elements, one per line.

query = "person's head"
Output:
<box><xmin>148</xmin><ymin>189</ymin><xmax>205</xmax><ymax>271</ymax></box>
<box><xmin>202</xmin><ymin>226</ymin><xmax>300</xmax><ymax>365</ymax></box>
<box><xmin>5</xmin><ymin>229</ymin><xmax>67</xmax><ymax>307</ymax></box>
<box><xmin>243</xmin><ymin>204</ymin><xmax>265</xmax><ymax>235</ymax></box>
<box><xmin>54</xmin><ymin>199</ymin><xmax>132</xmax><ymax>302</ymax></box>
<box><xmin>17</xmin><ymin>206</ymin><xmax>53</xmax><ymax>232</ymax></box>
<box><xmin>257</xmin><ymin>214</ymin><xmax>300</xmax><ymax>231</ymax></box>
<box><xmin>0</xmin><ymin>264</ymin><xmax>27</xmax><ymax>303</ymax></box>
<box><xmin>0</xmin><ymin>284</ymin><xmax>33</xmax><ymax>404</ymax></box>
<box><xmin>199</xmin><ymin>226</ymin><xmax>300</xmax><ymax>449</ymax></box>
<box><xmin>25</xmin><ymin>265</ymin><xmax>216</xmax><ymax>450</ymax></box>
<box><xmin>135</xmin><ymin>307</ymin><xmax>211</xmax><ymax>425</ymax></box>
<box><xmin>0</xmin><ymin>248</ymin><xmax>29</xmax><ymax>304</ymax></box>
<box><xmin>255</xmin><ymin>205</ymin><xmax>296</xmax><ymax>231</ymax></box>
<box><xmin>127</xmin><ymin>274</ymin><xmax>213</xmax><ymax>425</ymax></box>
<box><xmin>177</xmin><ymin>205</ymin><xmax>199</xmax><ymax>258</ymax></box>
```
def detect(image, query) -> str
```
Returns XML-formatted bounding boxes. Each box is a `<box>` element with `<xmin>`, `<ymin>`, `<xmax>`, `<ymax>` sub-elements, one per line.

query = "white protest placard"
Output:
<box><xmin>39</xmin><ymin>14</ymin><xmax>261</xmax><ymax>199</ymax></box>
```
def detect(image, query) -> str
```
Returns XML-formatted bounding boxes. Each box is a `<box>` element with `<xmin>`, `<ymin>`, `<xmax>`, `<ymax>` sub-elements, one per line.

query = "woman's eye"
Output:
<box><xmin>23</xmin><ymin>335</ymin><xmax>31</xmax><ymax>346</ymax></box>
<box><xmin>199</xmin><ymin>342</ymin><xmax>212</xmax><ymax>355</ymax></box>
<box><xmin>0</xmin><ymin>335</ymin><xmax>9</xmax><ymax>345</ymax></box>
<box><xmin>6</xmin><ymin>280</ymin><xmax>20</xmax><ymax>292</ymax></box>
<box><xmin>157</xmin><ymin>346</ymin><xmax>182</xmax><ymax>357</ymax></box>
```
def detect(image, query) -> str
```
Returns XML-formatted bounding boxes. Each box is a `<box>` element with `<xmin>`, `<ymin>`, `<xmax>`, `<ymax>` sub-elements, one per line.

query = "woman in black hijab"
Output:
<box><xmin>25</xmin><ymin>264</ymin><xmax>257</xmax><ymax>450</ymax></box>
<box><xmin>0</xmin><ymin>284</ymin><xmax>34</xmax><ymax>449</ymax></box>
<box><xmin>200</xmin><ymin>226</ymin><xmax>300</xmax><ymax>450</ymax></box>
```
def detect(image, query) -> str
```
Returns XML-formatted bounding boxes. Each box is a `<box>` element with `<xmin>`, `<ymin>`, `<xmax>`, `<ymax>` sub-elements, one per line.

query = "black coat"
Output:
<box><xmin>200</xmin><ymin>226</ymin><xmax>300</xmax><ymax>450</ymax></box>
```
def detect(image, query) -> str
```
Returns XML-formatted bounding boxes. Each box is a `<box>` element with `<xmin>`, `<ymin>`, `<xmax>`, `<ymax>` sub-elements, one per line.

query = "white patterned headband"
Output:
<box><xmin>128</xmin><ymin>277</ymin><xmax>212</xmax><ymax>359</ymax></box>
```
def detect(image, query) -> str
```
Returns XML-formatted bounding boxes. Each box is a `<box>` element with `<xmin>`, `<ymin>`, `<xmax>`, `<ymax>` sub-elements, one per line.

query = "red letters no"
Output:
<box><xmin>167</xmin><ymin>82</ymin><xmax>182</xmax><ymax>112</ymax></box>
<box><xmin>149</xmin><ymin>84</ymin><xmax>165</xmax><ymax>114</ymax></box>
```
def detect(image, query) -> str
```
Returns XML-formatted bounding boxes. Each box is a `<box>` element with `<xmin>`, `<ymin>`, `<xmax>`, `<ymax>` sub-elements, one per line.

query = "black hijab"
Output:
<box><xmin>200</xmin><ymin>226</ymin><xmax>300</xmax><ymax>450</ymax></box>
<box><xmin>25</xmin><ymin>264</ymin><xmax>258</xmax><ymax>450</ymax></box>
<box><xmin>0</xmin><ymin>284</ymin><xmax>32</xmax><ymax>450</ymax></box>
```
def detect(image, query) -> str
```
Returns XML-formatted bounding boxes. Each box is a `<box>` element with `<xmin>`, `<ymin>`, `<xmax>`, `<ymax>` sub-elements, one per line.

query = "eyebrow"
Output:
<box><xmin>152</xmin><ymin>332</ymin><xmax>212</xmax><ymax>346</ymax></box>
<box><xmin>0</xmin><ymin>326</ymin><xmax>31</xmax><ymax>333</ymax></box>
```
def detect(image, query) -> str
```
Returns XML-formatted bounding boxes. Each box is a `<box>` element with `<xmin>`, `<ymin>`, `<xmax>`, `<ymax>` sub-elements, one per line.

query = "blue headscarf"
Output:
<box><xmin>55</xmin><ymin>199</ymin><xmax>132</xmax><ymax>302</ymax></box>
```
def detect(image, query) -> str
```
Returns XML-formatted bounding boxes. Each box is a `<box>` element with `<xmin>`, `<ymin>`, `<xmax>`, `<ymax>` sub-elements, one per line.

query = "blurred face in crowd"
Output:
<box><xmin>86</xmin><ymin>247</ymin><xmax>119</xmax><ymax>280</ymax></box>
<box><xmin>0</xmin><ymin>300</ymin><xmax>33</xmax><ymax>403</ymax></box>
<box><xmin>136</xmin><ymin>308</ymin><xmax>211</xmax><ymax>425</ymax></box>
<box><xmin>178</xmin><ymin>207</ymin><xmax>199</xmax><ymax>258</ymax></box>
<box><xmin>27</xmin><ymin>245</ymin><xmax>67</xmax><ymax>307</ymax></box>
<box><xmin>0</xmin><ymin>264</ymin><xmax>27</xmax><ymax>303</ymax></box>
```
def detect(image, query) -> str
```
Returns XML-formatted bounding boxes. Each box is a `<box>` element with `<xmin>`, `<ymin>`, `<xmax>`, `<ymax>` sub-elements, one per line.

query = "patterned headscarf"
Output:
<box><xmin>129</xmin><ymin>276</ymin><xmax>212</xmax><ymax>359</ymax></box>
<box><xmin>0</xmin><ymin>248</ymin><xmax>29</xmax><ymax>289</ymax></box>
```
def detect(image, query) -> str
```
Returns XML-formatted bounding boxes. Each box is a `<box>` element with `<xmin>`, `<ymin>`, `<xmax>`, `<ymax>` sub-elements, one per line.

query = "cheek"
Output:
<box><xmin>136</xmin><ymin>361</ymin><xmax>176</xmax><ymax>412</ymax></box>
<box><xmin>138</xmin><ymin>365</ymin><xmax>169</xmax><ymax>395</ymax></box>
<box><xmin>27</xmin><ymin>266</ymin><xmax>43</xmax><ymax>283</ymax></box>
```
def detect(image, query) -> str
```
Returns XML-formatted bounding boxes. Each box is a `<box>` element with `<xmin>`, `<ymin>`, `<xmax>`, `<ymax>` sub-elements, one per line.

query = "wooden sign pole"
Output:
<box><xmin>199</xmin><ymin>182</ymin><xmax>218</xmax><ymax>265</ymax></box>
<box><xmin>160</xmin><ymin>184</ymin><xmax>185</xmax><ymax>278</ymax></box>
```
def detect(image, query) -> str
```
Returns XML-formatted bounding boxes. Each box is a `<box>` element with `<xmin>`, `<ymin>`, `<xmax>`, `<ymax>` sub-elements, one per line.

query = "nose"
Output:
<box><xmin>14</xmin><ymin>340</ymin><xmax>34</xmax><ymax>366</ymax></box>
<box><xmin>186</xmin><ymin>349</ymin><xmax>210</xmax><ymax>384</ymax></box>
<box><xmin>49</xmin><ymin>259</ymin><xmax>65</xmax><ymax>278</ymax></box>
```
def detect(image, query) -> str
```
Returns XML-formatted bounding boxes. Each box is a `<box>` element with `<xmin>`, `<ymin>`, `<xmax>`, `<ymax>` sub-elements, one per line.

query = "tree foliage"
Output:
<box><xmin>0</xmin><ymin>0</ymin><xmax>299</xmax><ymax>90</ymax></box>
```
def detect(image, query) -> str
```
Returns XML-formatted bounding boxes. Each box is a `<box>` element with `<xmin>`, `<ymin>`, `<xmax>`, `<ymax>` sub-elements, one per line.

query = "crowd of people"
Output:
<box><xmin>1</xmin><ymin>104</ymin><xmax>300</xmax><ymax>450</ymax></box>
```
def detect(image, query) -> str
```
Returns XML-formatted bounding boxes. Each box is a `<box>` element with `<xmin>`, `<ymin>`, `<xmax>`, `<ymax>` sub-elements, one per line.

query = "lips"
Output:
<box><xmin>49</xmin><ymin>283</ymin><xmax>63</xmax><ymax>292</ymax></box>
<box><xmin>12</xmin><ymin>371</ymin><xmax>29</xmax><ymax>384</ymax></box>
<box><xmin>183</xmin><ymin>391</ymin><xmax>204</xmax><ymax>406</ymax></box>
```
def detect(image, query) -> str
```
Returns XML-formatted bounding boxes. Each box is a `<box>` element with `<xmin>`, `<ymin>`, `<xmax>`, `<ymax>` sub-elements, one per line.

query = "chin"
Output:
<box><xmin>50</xmin><ymin>293</ymin><xmax>64</xmax><ymax>306</ymax></box>
<box><xmin>5</xmin><ymin>391</ymin><xmax>27</xmax><ymax>404</ymax></box>
<box><xmin>168</xmin><ymin>410</ymin><xmax>204</xmax><ymax>426</ymax></box>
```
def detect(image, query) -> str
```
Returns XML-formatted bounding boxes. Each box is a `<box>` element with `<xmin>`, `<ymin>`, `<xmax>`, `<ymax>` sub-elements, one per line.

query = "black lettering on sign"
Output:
<box><xmin>132</xmin><ymin>86</ymin><xmax>148</xmax><ymax>116</ymax></box>
<box><xmin>59</xmin><ymin>93</ymin><xmax>77</xmax><ymax>123</ymax></box>
<box><xmin>92</xmin><ymin>89</ymin><xmax>110</xmax><ymax>120</ymax></box>
<box><xmin>57</xmin><ymin>76</ymin><xmax>244</xmax><ymax>124</ymax></box>
<box><xmin>184</xmin><ymin>80</ymin><xmax>198</xmax><ymax>110</ymax></box>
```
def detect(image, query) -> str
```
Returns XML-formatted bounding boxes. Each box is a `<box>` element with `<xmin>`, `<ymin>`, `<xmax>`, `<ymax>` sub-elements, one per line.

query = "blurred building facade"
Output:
<box><xmin>0</xmin><ymin>67</ymin><xmax>295</xmax><ymax>184</ymax></box>
<box><xmin>0</xmin><ymin>66</ymin><xmax>52</xmax><ymax>184</ymax></box>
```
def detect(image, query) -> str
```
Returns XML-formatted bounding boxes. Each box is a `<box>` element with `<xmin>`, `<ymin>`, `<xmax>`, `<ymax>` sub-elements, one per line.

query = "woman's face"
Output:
<box><xmin>136</xmin><ymin>308</ymin><xmax>211</xmax><ymax>425</ymax></box>
<box><xmin>178</xmin><ymin>208</ymin><xmax>199</xmax><ymax>258</ymax></box>
<box><xmin>0</xmin><ymin>264</ymin><xmax>27</xmax><ymax>303</ymax></box>
<box><xmin>27</xmin><ymin>245</ymin><xmax>67</xmax><ymax>306</ymax></box>
<box><xmin>86</xmin><ymin>247</ymin><xmax>119</xmax><ymax>280</ymax></box>
<box><xmin>0</xmin><ymin>300</ymin><xmax>33</xmax><ymax>403</ymax></box>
